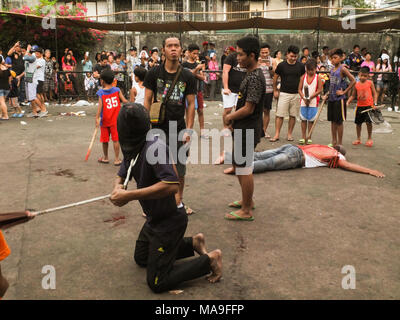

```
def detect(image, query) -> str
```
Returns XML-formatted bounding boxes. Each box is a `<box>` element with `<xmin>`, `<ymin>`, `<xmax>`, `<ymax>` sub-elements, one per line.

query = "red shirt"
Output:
<box><xmin>97</xmin><ymin>87</ymin><xmax>121</xmax><ymax>127</ymax></box>
<box><xmin>355</xmin><ymin>80</ymin><xmax>374</xmax><ymax>107</ymax></box>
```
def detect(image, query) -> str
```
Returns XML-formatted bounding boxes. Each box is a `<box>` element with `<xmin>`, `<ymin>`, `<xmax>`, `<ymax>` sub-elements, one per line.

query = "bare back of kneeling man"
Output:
<box><xmin>110</xmin><ymin>103</ymin><xmax>222</xmax><ymax>293</ymax></box>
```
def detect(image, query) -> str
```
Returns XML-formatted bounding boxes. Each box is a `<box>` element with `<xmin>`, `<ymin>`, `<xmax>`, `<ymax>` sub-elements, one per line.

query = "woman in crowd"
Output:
<box><xmin>208</xmin><ymin>52</ymin><xmax>220</xmax><ymax>100</ymax></box>
<box><xmin>0</xmin><ymin>57</ymin><xmax>13</xmax><ymax>120</ymax></box>
<box><xmin>43</xmin><ymin>49</ymin><xmax>55</xmax><ymax>102</ymax></box>
<box><xmin>376</xmin><ymin>54</ymin><xmax>392</xmax><ymax>104</ymax></box>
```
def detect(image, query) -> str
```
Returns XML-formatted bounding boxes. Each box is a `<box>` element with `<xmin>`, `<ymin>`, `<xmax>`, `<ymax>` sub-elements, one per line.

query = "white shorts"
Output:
<box><xmin>276</xmin><ymin>92</ymin><xmax>300</xmax><ymax>118</ymax></box>
<box><xmin>25</xmin><ymin>82</ymin><xmax>37</xmax><ymax>102</ymax></box>
<box><xmin>222</xmin><ymin>90</ymin><xmax>238</xmax><ymax>109</ymax></box>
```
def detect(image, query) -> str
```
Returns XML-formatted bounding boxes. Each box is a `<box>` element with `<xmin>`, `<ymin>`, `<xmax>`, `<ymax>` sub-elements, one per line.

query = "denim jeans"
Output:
<box><xmin>253</xmin><ymin>144</ymin><xmax>304</xmax><ymax>173</ymax></box>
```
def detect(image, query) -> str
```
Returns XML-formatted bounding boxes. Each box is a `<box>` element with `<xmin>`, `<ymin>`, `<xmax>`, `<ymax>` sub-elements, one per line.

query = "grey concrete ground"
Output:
<box><xmin>0</xmin><ymin>100</ymin><xmax>399</xmax><ymax>300</ymax></box>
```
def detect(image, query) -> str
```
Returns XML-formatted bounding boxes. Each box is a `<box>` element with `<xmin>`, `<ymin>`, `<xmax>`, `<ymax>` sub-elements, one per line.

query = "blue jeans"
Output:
<box><xmin>253</xmin><ymin>144</ymin><xmax>304</xmax><ymax>173</ymax></box>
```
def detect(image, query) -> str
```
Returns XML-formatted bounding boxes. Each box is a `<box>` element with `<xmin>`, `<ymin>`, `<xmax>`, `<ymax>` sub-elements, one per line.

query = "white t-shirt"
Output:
<box><xmin>133</xmin><ymin>82</ymin><xmax>145</xmax><ymax>105</ymax></box>
<box><xmin>304</xmin><ymin>153</ymin><xmax>346</xmax><ymax>168</ymax></box>
<box><xmin>34</xmin><ymin>58</ymin><xmax>45</xmax><ymax>82</ymax></box>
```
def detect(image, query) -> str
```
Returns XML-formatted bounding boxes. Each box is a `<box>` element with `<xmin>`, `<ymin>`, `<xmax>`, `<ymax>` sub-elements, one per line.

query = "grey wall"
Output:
<box><xmin>94</xmin><ymin>31</ymin><xmax>400</xmax><ymax>62</ymax></box>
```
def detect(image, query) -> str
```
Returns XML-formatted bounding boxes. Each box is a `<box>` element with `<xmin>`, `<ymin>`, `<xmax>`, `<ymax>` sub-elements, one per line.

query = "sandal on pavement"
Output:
<box><xmin>224</xmin><ymin>211</ymin><xmax>254</xmax><ymax>221</ymax></box>
<box><xmin>365</xmin><ymin>140</ymin><xmax>373</xmax><ymax>147</ymax></box>
<box><xmin>98</xmin><ymin>157</ymin><xmax>109</xmax><ymax>164</ymax></box>
<box><xmin>229</xmin><ymin>201</ymin><xmax>256</xmax><ymax>209</ymax></box>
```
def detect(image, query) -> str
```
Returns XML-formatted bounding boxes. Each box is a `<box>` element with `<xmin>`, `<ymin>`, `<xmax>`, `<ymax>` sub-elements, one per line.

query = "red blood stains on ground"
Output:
<box><xmin>103</xmin><ymin>215</ymin><xmax>126</xmax><ymax>227</ymax></box>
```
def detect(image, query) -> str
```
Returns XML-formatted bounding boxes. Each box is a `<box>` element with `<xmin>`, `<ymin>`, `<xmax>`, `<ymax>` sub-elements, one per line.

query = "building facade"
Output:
<box><xmin>5</xmin><ymin>0</ymin><xmax>343</xmax><ymax>22</ymax></box>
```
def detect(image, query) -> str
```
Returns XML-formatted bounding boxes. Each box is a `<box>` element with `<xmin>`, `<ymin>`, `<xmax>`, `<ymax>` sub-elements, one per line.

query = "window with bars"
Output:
<box><xmin>291</xmin><ymin>0</ymin><xmax>330</xmax><ymax>18</ymax></box>
<box><xmin>226</xmin><ymin>0</ymin><xmax>251</xmax><ymax>20</ymax></box>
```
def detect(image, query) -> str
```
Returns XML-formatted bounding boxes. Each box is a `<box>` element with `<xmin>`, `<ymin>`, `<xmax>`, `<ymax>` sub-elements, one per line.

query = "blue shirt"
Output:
<box><xmin>81</xmin><ymin>59</ymin><xmax>93</xmax><ymax>72</ymax></box>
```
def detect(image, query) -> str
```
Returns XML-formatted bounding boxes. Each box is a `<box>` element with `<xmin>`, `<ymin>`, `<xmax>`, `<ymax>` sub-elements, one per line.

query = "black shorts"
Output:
<box><xmin>355</xmin><ymin>106</ymin><xmax>372</xmax><ymax>124</ymax></box>
<box><xmin>36</xmin><ymin>80</ymin><xmax>44</xmax><ymax>94</ymax></box>
<box><xmin>328</xmin><ymin>99</ymin><xmax>346</xmax><ymax>124</ymax></box>
<box><xmin>232</xmin><ymin>128</ymin><xmax>258</xmax><ymax>168</ymax></box>
<box><xmin>263</xmin><ymin>92</ymin><xmax>273</xmax><ymax>110</ymax></box>
<box><xmin>8</xmin><ymin>78</ymin><xmax>19</xmax><ymax>98</ymax></box>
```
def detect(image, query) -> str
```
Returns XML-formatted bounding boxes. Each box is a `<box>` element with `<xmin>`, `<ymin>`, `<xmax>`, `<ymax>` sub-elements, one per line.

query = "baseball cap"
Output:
<box><xmin>381</xmin><ymin>53</ymin><xmax>390</xmax><ymax>61</ymax></box>
<box><xmin>202</xmin><ymin>41</ymin><xmax>209</xmax><ymax>46</ymax></box>
<box><xmin>31</xmin><ymin>45</ymin><xmax>39</xmax><ymax>52</ymax></box>
<box><xmin>130</xmin><ymin>46</ymin><xmax>137</xmax><ymax>51</ymax></box>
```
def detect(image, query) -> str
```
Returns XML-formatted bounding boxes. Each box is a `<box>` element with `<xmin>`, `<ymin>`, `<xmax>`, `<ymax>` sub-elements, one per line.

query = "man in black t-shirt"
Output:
<box><xmin>7</xmin><ymin>42</ymin><xmax>26</xmax><ymax>104</ymax></box>
<box><xmin>223</xmin><ymin>36</ymin><xmax>265</xmax><ymax>222</ymax></box>
<box><xmin>110</xmin><ymin>104</ymin><xmax>222</xmax><ymax>293</ymax></box>
<box><xmin>143</xmin><ymin>37</ymin><xmax>197</xmax><ymax>215</ymax></box>
<box><xmin>182</xmin><ymin>44</ymin><xmax>208</xmax><ymax>138</ymax></box>
<box><xmin>222</xmin><ymin>51</ymin><xmax>247</xmax><ymax>129</ymax></box>
<box><xmin>93</xmin><ymin>55</ymin><xmax>111</xmax><ymax>87</ymax></box>
<box><xmin>271</xmin><ymin>45</ymin><xmax>305</xmax><ymax>142</ymax></box>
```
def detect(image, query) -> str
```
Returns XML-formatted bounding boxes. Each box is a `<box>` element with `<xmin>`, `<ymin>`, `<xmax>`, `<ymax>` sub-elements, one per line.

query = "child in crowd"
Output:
<box><xmin>327</xmin><ymin>48</ymin><xmax>356</xmax><ymax>147</ymax></box>
<box><xmin>115</xmin><ymin>56</ymin><xmax>125</xmax><ymax>96</ymax></box>
<box><xmin>319</xmin><ymin>65</ymin><xmax>330</xmax><ymax>94</ymax></box>
<box><xmin>298</xmin><ymin>59</ymin><xmax>323</xmax><ymax>145</ymax></box>
<box><xmin>95</xmin><ymin>69</ymin><xmax>128</xmax><ymax>166</ymax></box>
<box><xmin>84</xmin><ymin>72</ymin><xmax>96</xmax><ymax>101</ymax></box>
<box><xmin>346</xmin><ymin>66</ymin><xmax>378</xmax><ymax>147</ymax></box>
<box><xmin>129</xmin><ymin>67</ymin><xmax>146</xmax><ymax>105</ymax></box>
<box><xmin>360</xmin><ymin>52</ymin><xmax>375</xmax><ymax>79</ymax></box>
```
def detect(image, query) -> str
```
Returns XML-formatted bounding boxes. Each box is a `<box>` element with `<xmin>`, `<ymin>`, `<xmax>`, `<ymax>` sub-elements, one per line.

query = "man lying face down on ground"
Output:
<box><xmin>109</xmin><ymin>103</ymin><xmax>222</xmax><ymax>293</ymax></box>
<box><xmin>223</xmin><ymin>144</ymin><xmax>384</xmax><ymax>178</ymax></box>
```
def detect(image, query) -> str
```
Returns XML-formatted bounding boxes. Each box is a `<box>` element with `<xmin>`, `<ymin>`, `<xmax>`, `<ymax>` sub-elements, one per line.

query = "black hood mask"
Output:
<box><xmin>117</xmin><ymin>103</ymin><xmax>151</xmax><ymax>161</ymax></box>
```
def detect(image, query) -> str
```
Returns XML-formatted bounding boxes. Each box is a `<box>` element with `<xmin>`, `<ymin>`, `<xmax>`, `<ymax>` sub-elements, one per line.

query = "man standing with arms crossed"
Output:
<box><xmin>144</xmin><ymin>36</ymin><xmax>197</xmax><ymax>215</ymax></box>
<box><xmin>271</xmin><ymin>45</ymin><xmax>305</xmax><ymax>142</ymax></box>
<box><xmin>223</xmin><ymin>36</ymin><xmax>266</xmax><ymax>221</ymax></box>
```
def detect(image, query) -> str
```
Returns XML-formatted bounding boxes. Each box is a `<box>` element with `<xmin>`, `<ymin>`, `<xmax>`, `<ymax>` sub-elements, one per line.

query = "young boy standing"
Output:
<box><xmin>129</xmin><ymin>67</ymin><xmax>146</xmax><ymax>104</ymax></box>
<box><xmin>298</xmin><ymin>58</ymin><xmax>323</xmax><ymax>145</ymax></box>
<box><xmin>96</xmin><ymin>69</ymin><xmax>128</xmax><ymax>166</ymax></box>
<box><xmin>346</xmin><ymin>66</ymin><xmax>378</xmax><ymax>147</ymax></box>
<box><xmin>327</xmin><ymin>48</ymin><xmax>356</xmax><ymax>146</ymax></box>
<box><xmin>223</xmin><ymin>36</ymin><xmax>266</xmax><ymax>221</ymax></box>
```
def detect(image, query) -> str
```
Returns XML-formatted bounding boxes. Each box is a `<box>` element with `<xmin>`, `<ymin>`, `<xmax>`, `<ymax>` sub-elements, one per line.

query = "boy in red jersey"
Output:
<box><xmin>96</xmin><ymin>69</ymin><xmax>128</xmax><ymax>165</ymax></box>
<box><xmin>346</xmin><ymin>66</ymin><xmax>378</xmax><ymax>147</ymax></box>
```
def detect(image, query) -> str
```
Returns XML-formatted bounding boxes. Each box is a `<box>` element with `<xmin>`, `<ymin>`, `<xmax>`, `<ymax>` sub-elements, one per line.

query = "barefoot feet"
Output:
<box><xmin>193</xmin><ymin>233</ymin><xmax>207</xmax><ymax>255</ymax></box>
<box><xmin>206</xmin><ymin>249</ymin><xmax>222</xmax><ymax>283</ymax></box>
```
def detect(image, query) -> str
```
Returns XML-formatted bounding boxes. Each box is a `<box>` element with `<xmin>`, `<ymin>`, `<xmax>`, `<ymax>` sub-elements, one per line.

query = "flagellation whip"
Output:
<box><xmin>0</xmin><ymin>154</ymin><xmax>140</xmax><ymax>228</ymax></box>
<box><xmin>85</xmin><ymin>127</ymin><xmax>98</xmax><ymax>161</ymax></box>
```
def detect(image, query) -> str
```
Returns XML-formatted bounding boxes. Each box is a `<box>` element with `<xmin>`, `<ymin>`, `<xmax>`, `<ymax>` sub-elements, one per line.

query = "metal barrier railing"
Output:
<box><xmin>56</xmin><ymin>71</ymin><xmax>131</xmax><ymax>104</ymax></box>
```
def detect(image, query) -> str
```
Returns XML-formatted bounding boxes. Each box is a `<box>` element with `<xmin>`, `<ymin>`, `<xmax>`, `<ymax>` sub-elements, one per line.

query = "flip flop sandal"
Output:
<box><xmin>98</xmin><ymin>158</ymin><xmax>109</xmax><ymax>164</ymax></box>
<box><xmin>365</xmin><ymin>140</ymin><xmax>373</xmax><ymax>147</ymax></box>
<box><xmin>287</xmin><ymin>137</ymin><xmax>294</xmax><ymax>141</ymax></box>
<box><xmin>224</xmin><ymin>211</ymin><xmax>254</xmax><ymax>221</ymax></box>
<box><xmin>298</xmin><ymin>139</ymin><xmax>305</xmax><ymax>145</ymax></box>
<box><xmin>269</xmin><ymin>138</ymin><xmax>279</xmax><ymax>142</ymax></box>
<box><xmin>228</xmin><ymin>201</ymin><xmax>256</xmax><ymax>209</ymax></box>
<box><xmin>352</xmin><ymin>140</ymin><xmax>362</xmax><ymax>145</ymax></box>
<box><xmin>306</xmin><ymin>139</ymin><xmax>313</xmax><ymax>145</ymax></box>
<box><xmin>114</xmin><ymin>161</ymin><xmax>122</xmax><ymax>166</ymax></box>
<box><xmin>327</xmin><ymin>143</ymin><xmax>334</xmax><ymax>147</ymax></box>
